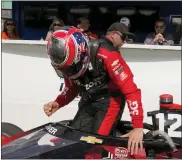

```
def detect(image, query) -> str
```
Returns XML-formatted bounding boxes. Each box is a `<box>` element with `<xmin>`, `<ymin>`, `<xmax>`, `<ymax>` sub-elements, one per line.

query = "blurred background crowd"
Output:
<box><xmin>1</xmin><ymin>1</ymin><xmax>182</xmax><ymax>45</ymax></box>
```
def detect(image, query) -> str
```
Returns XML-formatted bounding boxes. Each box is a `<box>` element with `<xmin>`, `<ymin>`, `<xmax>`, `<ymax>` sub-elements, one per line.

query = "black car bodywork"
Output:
<box><xmin>1</xmin><ymin>108</ymin><xmax>182</xmax><ymax>159</ymax></box>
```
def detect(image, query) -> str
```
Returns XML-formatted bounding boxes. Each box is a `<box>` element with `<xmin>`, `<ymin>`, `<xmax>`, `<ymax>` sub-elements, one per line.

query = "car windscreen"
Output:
<box><xmin>1</xmin><ymin>126</ymin><xmax>78</xmax><ymax>159</ymax></box>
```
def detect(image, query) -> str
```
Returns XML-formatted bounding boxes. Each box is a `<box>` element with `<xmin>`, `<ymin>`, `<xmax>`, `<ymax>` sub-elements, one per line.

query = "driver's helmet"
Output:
<box><xmin>47</xmin><ymin>26</ymin><xmax>90</xmax><ymax>79</ymax></box>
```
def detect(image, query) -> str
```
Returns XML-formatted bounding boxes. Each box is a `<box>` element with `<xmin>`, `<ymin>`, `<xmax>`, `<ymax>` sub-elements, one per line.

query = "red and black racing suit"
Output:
<box><xmin>54</xmin><ymin>36</ymin><xmax>144</xmax><ymax>136</ymax></box>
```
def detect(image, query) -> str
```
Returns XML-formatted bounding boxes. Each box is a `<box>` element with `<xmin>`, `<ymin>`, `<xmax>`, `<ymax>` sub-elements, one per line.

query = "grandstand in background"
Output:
<box><xmin>2</xmin><ymin>1</ymin><xmax>12</xmax><ymax>18</ymax></box>
<box><xmin>2</xmin><ymin>1</ymin><xmax>182</xmax><ymax>43</ymax></box>
<box><xmin>1</xmin><ymin>1</ymin><xmax>12</xmax><ymax>31</ymax></box>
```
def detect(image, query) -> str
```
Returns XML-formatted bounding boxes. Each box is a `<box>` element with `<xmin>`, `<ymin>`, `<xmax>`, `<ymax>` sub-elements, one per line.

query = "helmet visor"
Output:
<box><xmin>48</xmin><ymin>36</ymin><xmax>67</xmax><ymax>66</ymax></box>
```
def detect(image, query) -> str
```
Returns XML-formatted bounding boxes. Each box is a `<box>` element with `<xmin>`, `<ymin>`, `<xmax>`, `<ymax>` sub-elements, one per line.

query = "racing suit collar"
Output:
<box><xmin>101</xmin><ymin>36</ymin><xmax>114</xmax><ymax>46</ymax></box>
<box><xmin>101</xmin><ymin>36</ymin><xmax>122</xmax><ymax>50</ymax></box>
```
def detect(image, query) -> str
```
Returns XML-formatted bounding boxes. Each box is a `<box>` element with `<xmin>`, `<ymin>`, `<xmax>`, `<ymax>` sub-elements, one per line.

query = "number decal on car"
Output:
<box><xmin>156</xmin><ymin>113</ymin><xmax>181</xmax><ymax>138</ymax></box>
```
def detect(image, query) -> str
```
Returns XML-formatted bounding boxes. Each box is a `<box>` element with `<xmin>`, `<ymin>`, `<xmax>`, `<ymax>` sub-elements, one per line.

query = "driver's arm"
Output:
<box><xmin>54</xmin><ymin>78</ymin><xmax>79</xmax><ymax>108</ymax></box>
<box><xmin>102</xmin><ymin>51</ymin><xmax>144</xmax><ymax>128</ymax></box>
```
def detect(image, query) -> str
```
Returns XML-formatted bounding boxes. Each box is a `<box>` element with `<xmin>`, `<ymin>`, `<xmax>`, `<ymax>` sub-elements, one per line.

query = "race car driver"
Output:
<box><xmin>44</xmin><ymin>23</ymin><xmax>144</xmax><ymax>155</ymax></box>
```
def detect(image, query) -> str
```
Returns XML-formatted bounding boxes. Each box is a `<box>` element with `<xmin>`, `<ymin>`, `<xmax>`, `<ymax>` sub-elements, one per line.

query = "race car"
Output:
<box><xmin>1</xmin><ymin>94</ymin><xmax>182</xmax><ymax>159</ymax></box>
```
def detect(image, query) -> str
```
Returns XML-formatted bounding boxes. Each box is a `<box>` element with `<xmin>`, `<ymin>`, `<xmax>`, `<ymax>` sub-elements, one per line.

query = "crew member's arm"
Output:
<box><xmin>54</xmin><ymin>78</ymin><xmax>79</xmax><ymax>108</ymax></box>
<box><xmin>101</xmin><ymin>51</ymin><xmax>144</xmax><ymax>128</ymax></box>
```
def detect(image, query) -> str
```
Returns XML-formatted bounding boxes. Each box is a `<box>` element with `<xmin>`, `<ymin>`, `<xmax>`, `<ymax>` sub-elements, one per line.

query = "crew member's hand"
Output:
<box><xmin>121</xmin><ymin>128</ymin><xmax>143</xmax><ymax>155</ymax></box>
<box><xmin>43</xmin><ymin>101</ymin><xmax>59</xmax><ymax>117</ymax></box>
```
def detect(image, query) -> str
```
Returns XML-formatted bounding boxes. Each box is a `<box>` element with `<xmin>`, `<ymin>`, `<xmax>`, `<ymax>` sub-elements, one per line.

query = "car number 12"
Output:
<box><xmin>156</xmin><ymin>113</ymin><xmax>181</xmax><ymax>138</ymax></box>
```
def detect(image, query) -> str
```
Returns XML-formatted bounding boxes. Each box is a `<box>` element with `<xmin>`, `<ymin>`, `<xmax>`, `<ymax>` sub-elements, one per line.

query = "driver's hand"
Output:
<box><xmin>43</xmin><ymin>101</ymin><xmax>59</xmax><ymax>117</ymax></box>
<box><xmin>120</xmin><ymin>128</ymin><xmax>143</xmax><ymax>155</ymax></box>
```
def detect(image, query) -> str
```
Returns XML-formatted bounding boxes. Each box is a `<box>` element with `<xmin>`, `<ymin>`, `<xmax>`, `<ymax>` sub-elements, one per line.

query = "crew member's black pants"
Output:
<box><xmin>70</xmin><ymin>96</ymin><xmax>125</xmax><ymax>136</ymax></box>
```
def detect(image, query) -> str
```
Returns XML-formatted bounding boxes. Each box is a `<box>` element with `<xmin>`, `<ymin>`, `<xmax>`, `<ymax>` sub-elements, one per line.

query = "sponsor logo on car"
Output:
<box><xmin>80</xmin><ymin>136</ymin><xmax>103</xmax><ymax>144</ymax></box>
<box><xmin>103</xmin><ymin>147</ymin><xmax>128</xmax><ymax>159</ymax></box>
<box><xmin>114</xmin><ymin>147</ymin><xmax>128</xmax><ymax>158</ymax></box>
<box><xmin>45</xmin><ymin>125</ymin><xmax>58</xmax><ymax>135</ymax></box>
